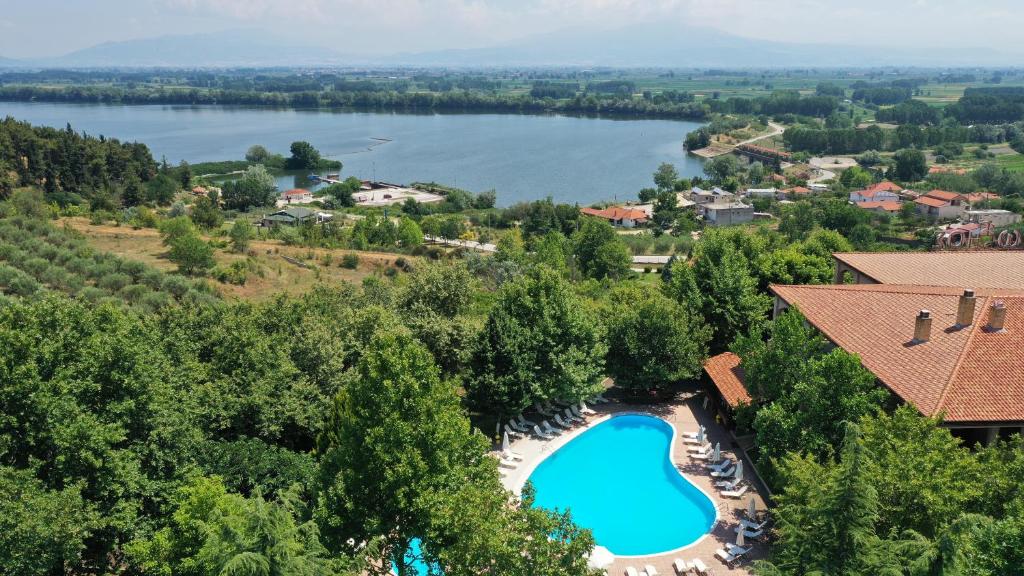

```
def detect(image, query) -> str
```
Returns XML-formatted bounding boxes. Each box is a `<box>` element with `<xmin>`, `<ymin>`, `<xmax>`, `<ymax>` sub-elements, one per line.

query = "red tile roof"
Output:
<box><xmin>915</xmin><ymin>196</ymin><xmax>951</xmax><ymax>208</ymax></box>
<box><xmin>284</xmin><ymin>188</ymin><xmax>311</xmax><ymax>197</ymax></box>
<box><xmin>772</xmin><ymin>283</ymin><xmax>1024</xmax><ymax>423</ymax></box>
<box><xmin>703</xmin><ymin>352</ymin><xmax>751</xmax><ymax>409</ymax></box>
<box><xmin>580</xmin><ymin>206</ymin><xmax>649</xmax><ymax>222</ymax></box>
<box><xmin>832</xmin><ymin>252</ymin><xmax>1024</xmax><ymax>289</ymax></box>
<box><xmin>786</xmin><ymin>186</ymin><xmax>812</xmax><ymax>195</ymax></box>
<box><xmin>866</xmin><ymin>181</ymin><xmax>903</xmax><ymax>193</ymax></box>
<box><xmin>858</xmin><ymin>201</ymin><xmax>903</xmax><ymax>212</ymax></box>
<box><xmin>925</xmin><ymin>189</ymin><xmax>965</xmax><ymax>202</ymax></box>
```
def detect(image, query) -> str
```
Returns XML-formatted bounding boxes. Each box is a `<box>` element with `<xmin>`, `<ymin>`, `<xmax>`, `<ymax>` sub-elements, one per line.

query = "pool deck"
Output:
<box><xmin>499</xmin><ymin>395</ymin><xmax>767</xmax><ymax>576</ymax></box>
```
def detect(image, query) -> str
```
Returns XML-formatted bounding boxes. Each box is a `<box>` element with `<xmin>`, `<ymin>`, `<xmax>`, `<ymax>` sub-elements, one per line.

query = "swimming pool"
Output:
<box><xmin>526</xmin><ymin>413</ymin><xmax>717</xmax><ymax>556</ymax></box>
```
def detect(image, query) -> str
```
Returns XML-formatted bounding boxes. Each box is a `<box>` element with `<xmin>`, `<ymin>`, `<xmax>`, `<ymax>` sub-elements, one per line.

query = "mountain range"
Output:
<box><xmin>0</xmin><ymin>24</ymin><xmax>1016</xmax><ymax>69</ymax></box>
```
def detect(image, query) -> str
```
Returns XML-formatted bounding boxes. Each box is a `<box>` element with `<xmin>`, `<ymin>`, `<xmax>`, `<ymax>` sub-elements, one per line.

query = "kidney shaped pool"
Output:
<box><xmin>526</xmin><ymin>414</ymin><xmax>716</xmax><ymax>556</ymax></box>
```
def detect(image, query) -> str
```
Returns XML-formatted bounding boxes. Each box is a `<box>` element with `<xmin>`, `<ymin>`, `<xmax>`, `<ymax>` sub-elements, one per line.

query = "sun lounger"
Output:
<box><xmin>570</xmin><ymin>405</ymin><xmax>587</xmax><ymax>420</ymax></box>
<box><xmin>502</xmin><ymin>449</ymin><xmax>524</xmax><ymax>461</ymax></box>
<box><xmin>683</xmin><ymin>436</ymin><xmax>706</xmax><ymax>445</ymax></box>
<box><xmin>682</xmin><ymin>426</ymin><xmax>704</xmax><ymax>439</ymax></box>
<box><xmin>579</xmin><ymin>400</ymin><xmax>597</xmax><ymax>415</ymax></box>
<box><xmin>504</xmin><ymin>424</ymin><xmax>524</xmax><ymax>438</ymax></box>
<box><xmin>691</xmin><ymin>558</ymin><xmax>709</xmax><ymax>575</ymax></box>
<box><xmin>645</xmin><ymin>565</ymin><xmax>659</xmax><ymax>576</ymax></box>
<box><xmin>687</xmin><ymin>442</ymin><xmax>711</xmax><ymax>453</ymax></box>
<box><xmin>535</xmin><ymin>401</ymin><xmax>555</xmax><ymax>416</ymax></box>
<box><xmin>740</xmin><ymin>518</ymin><xmax>769</xmax><ymax>531</ymax></box>
<box><xmin>721</xmin><ymin>485</ymin><xmax>749</xmax><ymax>499</ymax></box>
<box><xmin>709</xmin><ymin>466</ymin><xmax>735</xmax><ymax>478</ymax></box>
<box><xmin>554</xmin><ymin>414</ymin><xmax>574</xmax><ymax>429</ymax></box>
<box><xmin>726</xmin><ymin>543</ymin><xmax>750</xmax><ymax>556</ymax></box>
<box><xmin>706</xmin><ymin>459</ymin><xmax>733</xmax><ymax>472</ymax></box>
<box><xmin>509</xmin><ymin>419</ymin><xmax>530</xmax><ymax>433</ymax></box>
<box><xmin>625</xmin><ymin>567</ymin><xmax>640</xmax><ymax>576</ymax></box>
<box><xmin>564</xmin><ymin>408</ymin><xmax>585</xmax><ymax>423</ymax></box>
<box><xmin>673</xmin><ymin>559</ymin><xmax>688</xmax><ymax>574</ymax></box>
<box><xmin>591</xmin><ymin>392</ymin><xmax>609</xmax><ymax>404</ymax></box>
<box><xmin>532</xmin><ymin>425</ymin><xmax>554</xmax><ymax>440</ymax></box>
<box><xmin>516</xmin><ymin>414</ymin><xmax>537</xmax><ymax>428</ymax></box>
<box><xmin>715</xmin><ymin>549</ymin><xmax>738</xmax><ymax>566</ymax></box>
<box><xmin>715</xmin><ymin>479</ymin><xmax>743</xmax><ymax>491</ymax></box>
<box><xmin>733</xmin><ymin>526</ymin><xmax>763</xmax><ymax>539</ymax></box>
<box><xmin>498</xmin><ymin>457</ymin><xmax>518</xmax><ymax>469</ymax></box>
<box><xmin>542</xmin><ymin>420</ymin><xmax>561</xmax><ymax>435</ymax></box>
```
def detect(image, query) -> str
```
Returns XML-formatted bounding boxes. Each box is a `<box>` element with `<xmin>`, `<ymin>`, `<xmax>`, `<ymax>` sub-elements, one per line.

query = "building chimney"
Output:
<box><xmin>955</xmin><ymin>289</ymin><xmax>977</xmax><ymax>328</ymax></box>
<box><xmin>913</xmin><ymin>309</ymin><xmax>933</xmax><ymax>344</ymax></box>
<box><xmin>986</xmin><ymin>300</ymin><xmax>1008</xmax><ymax>333</ymax></box>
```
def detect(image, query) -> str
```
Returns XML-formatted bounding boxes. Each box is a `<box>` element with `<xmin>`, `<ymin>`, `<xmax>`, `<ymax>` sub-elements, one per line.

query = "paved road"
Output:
<box><xmin>734</xmin><ymin>121</ymin><xmax>785</xmax><ymax>147</ymax></box>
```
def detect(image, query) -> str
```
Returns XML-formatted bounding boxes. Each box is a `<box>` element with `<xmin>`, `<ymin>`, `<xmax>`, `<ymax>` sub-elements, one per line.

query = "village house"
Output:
<box><xmin>915</xmin><ymin>189</ymin><xmax>968</xmax><ymax>220</ymax></box>
<box><xmin>849</xmin><ymin>181</ymin><xmax>902</xmax><ymax>203</ymax></box>
<box><xmin>579</xmin><ymin>206</ymin><xmax>649</xmax><ymax>228</ymax></box>
<box><xmin>282</xmin><ymin>188</ymin><xmax>313</xmax><ymax>204</ymax></box>
<box><xmin>261</xmin><ymin>206</ymin><xmax>332</xmax><ymax>227</ymax></box>
<box><xmin>782</xmin><ymin>186</ymin><xmax>812</xmax><ymax>198</ymax></box>
<box><xmin>856</xmin><ymin>200</ymin><xmax>903</xmax><ymax>214</ymax></box>
<box><xmin>703</xmin><ymin>202</ymin><xmax>754</xmax><ymax>227</ymax></box>
<box><xmin>965</xmin><ymin>209</ymin><xmax>1022</xmax><ymax>228</ymax></box>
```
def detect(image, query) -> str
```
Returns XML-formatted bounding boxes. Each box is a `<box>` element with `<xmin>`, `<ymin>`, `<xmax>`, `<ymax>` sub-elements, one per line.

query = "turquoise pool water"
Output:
<box><xmin>527</xmin><ymin>414</ymin><xmax>716</xmax><ymax>556</ymax></box>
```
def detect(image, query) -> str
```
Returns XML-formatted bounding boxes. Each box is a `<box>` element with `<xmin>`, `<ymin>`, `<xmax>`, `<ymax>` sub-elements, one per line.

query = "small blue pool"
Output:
<box><xmin>527</xmin><ymin>414</ymin><xmax>716</xmax><ymax>556</ymax></box>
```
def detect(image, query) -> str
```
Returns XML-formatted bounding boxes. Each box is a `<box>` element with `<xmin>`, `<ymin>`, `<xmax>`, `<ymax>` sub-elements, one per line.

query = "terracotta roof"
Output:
<box><xmin>925</xmin><ymin>189</ymin><xmax>965</xmax><ymax>202</ymax></box>
<box><xmin>703</xmin><ymin>352</ymin><xmax>751</xmax><ymax>409</ymax></box>
<box><xmin>786</xmin><ymin>186</ymin><xmax>812</xmax><ymax>195</ymax></box>
<box><xmin>832</xmin><ymin>252</ymin><xmax>1024</xmax><ymax>289</ymax></box>
<box><xmin>580</xmin><ymin>206</ymin><xmax>649</xmax><ymax>221</ymax></box>
<box><xmin>916</xmin><ymin>196</ymin><xmax>951</xmax><ymax>208</ymax></box>
<box><xmin>867</xmin><ymin>181</ymin><xmax>903</xmax><ymax>193</ymax></box>
<box><xmin>771</xmin><ymin>283</ymin><xmax>1024</xmax><ymax>423</ymax></box>
<box><xmin>283</xmin><ymin>188</ymin><xmax>311</xmax><ymax>197</ymax></box>
<box><xmin>858</xmin><ymin>201</ymin><xmax>903</xmax><ymax>212</ymax></box>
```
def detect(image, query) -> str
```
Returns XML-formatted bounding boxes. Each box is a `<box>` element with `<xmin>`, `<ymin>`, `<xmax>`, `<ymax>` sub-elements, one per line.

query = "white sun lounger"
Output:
<box><xmin>709</xmin><ymin>466</ymin><xmax>735</xmax><ymax>478</ymax></box>
<box><xmin>687</xmin><ymin>443</ymin><xmax>711</xmax><ymax>454</ymax></box>
<box><xmin>564</xmin><ymin>408</ymin><xmax>585</xmax><ymax>423</ymax></box>
<box><xmin>733</xmin><ymin>526</ymin><xmax>763</xmax><ymax>539</ymax></box>
<box><xmin>727</xmin><ymin>543</ymin><xmax>751</xmax><ymax>558</ymax></box>
<box><xmin>495</xmin><ymin>454</ymin><xmax>518</xmax><ymax>469</ymax></box>
<box><xmin>644</xmin><ymin>565</ymin><xmax>659</xmax><ymax>576</ymax></box>
<box><xmin>554</xmin><ymin>414</ymin><xmax>574</xmax><ymax>429</ymax></box>
<box><xmin>504</xmin><ymin>424</ymin><xmax>524</xmax><ymax>438</ymax></box>
<box><xmin>542</xmin><ymin>420</ymin><xmax>561</xmax><ymax>435</ymax></box>
<box><xmin>509</xmin><ymin>419</ymin><xmax>530</xmax><ymax>433</ymax></box>
<box><xmin>535</xmin><ymin>401</ymin><xmax>555</xmax><ymax>416</ymax></box>
<box><xmin>706</xmin><ymin>459</ymin><xmax>733</xmax><ymax>472</ymax></box>
<box><xmin>715</xmin><ymin>549</ymin><xmax>739</xmax><ymax>566</ymax></box>
<box><xmin>740</xmin><ymin>518</ymin><xmax>769</xmax><ymax>531</ymax></box>
<box><xmin>682</xmin><ymin>426</ymin><xmax>704</xmax><ymax>439</ymax></box>
<box><xmin>722</xmin><ymin>485</ymin><xmax>749</xmax><ymax>499</ymax></box>
<box><xmin>591</xmin><ymin>392</ymin><xmax>609</xmax><ymax>404</ymax></box>
<box><xmin>533</xmin><ymin>425</ymin><xmax>554</xmax><ymax>440</ymax></box>
<box><xmin>691</xmin><ymin>558</ymin><xmax>709</xmax><ymax>575</ymax></box>
<box><xmin>516</xmin><ymin>414</ymin><xmax>537</xmax><ymax>428</ymax></box>
<box><xmin>683</xmin><ymin>436</ymin><xmax>706</xmax><ymax>445</ymax></box>
<box><xmin>625</xmin><ymin>567</ymin><xmax>640</xmax><ymax>576</ymax></box>
<box><xmin>672</xmin><ymin>559</ymin><xmax>688</xmax><ymax>574</ymax></box>
<box><xmin>570</xmin><ymin>405</ymin><xmax>587</xmax><ymax>420</ymax></box>
<box><xmin>579</xmin><ymin>400</ymin><xmax>597</xmax><ymax>415</ymax></box>
<box><xmin>715</xmin><ymin>479</ymin><xmax>743</xmax><ymax>491</ymax></box>
<box><xmin>503</xmin><ymin>449</ymin><xmax>524</xmax><ymax>461</ymax></box>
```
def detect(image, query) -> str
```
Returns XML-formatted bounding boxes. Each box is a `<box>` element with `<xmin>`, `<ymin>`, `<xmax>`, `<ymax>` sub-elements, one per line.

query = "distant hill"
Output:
<box><xmin>36</xmin><ymin>29</ymin><xmax>350</xmax><ymax>68</ymax></box>
<box><xmin>386</xmin><ymin>22</ymin><xmax>1010</xmax><ymax>68</ymax></box>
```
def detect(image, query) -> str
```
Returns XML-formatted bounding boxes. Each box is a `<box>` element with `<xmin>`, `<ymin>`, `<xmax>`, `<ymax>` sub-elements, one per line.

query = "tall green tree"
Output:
<box><xmin>316</xmin><ymin>329</ymin><xmax>491</xmax><ymax>576</ymax></box>
<box><xmin>605</xmin><ymin>289</ymin><xmax>710</xmax><ymax>394</ymax></box>
<box><xmin>571</xmin><ymin>217</ymin><xmax>631</xmax><ymax>280</ymax></box>
<box><xmin>286</xmin><ymin>142</ymin><xmax>323</xmax><ymax>170</ymax></box>
<box><xmin>468</xmin><ymin>267</ymin><xmax>605</xmax><ymax>419</ymax></box>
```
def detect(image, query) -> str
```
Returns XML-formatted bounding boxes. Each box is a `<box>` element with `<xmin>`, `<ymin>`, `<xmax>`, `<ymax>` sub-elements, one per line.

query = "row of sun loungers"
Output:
<box><xmin>624</xmin><ymin>565</ymin><xmax>660</xmax><ymax>576</ymax></box>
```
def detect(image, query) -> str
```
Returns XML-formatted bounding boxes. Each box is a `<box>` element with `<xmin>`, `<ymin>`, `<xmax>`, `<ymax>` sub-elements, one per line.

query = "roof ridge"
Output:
<box><xmin>935</xmin><ymin>295</ymin><xmax>990</xmax><ymax>418</ymax></box>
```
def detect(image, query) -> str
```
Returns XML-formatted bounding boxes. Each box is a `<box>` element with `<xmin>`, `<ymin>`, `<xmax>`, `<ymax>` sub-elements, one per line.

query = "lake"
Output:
<box><xmin>0</xmin><ymin>101</ymin><xmax>705</xmax><ymax>206</ymax></box>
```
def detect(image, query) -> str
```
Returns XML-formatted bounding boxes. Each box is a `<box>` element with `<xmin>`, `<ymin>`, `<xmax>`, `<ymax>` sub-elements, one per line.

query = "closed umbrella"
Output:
<box><xmin>734</xmin><ymin>460</ymin><xmax>744</xmax><ymax>483</ymax></box>
<box><xmin>747</xmin><ymin>496</ymin><xmax>757</xmax><ymax>519</ymax></box>
<box><xmin>502</xmin><ymin>431</ymin><xmax>511</xmax><ymax>453</ymax></box>
<box><xmin>712</xmin><ymin>442</ymin><xmax>721</xmax><ymax>463</ymax></box>
<box><xmin>696</xmin><ymin>427</ymin><xmax>706</xmax><ymax>445</ymax></box>
<box><xmin>736</xmin><ymin>528</ymin><xmax>746</xmax><ymax>548</ymax></box>
<box><xmin>587</xmin><ymin>546</ymin><xmax>615</xmax><ymax>570</ymax></box>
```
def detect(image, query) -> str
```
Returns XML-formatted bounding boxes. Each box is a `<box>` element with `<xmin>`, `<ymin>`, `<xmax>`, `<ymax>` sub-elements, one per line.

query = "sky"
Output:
<box><xmin>2</xmin><ymin>0</ymin><xmax>1023</xmax><ymax>59</ymax></box>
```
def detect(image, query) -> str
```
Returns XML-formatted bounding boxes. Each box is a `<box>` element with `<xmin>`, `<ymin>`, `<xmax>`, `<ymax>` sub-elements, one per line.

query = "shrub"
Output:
<box><xmin>78</xmin><ymin>287</ymin><xmax>105</xmax><ymax>304</ymax></box>
<box><xmin>98</xmin><ymin>272</ymin><xmax>132</xmax><ymax>292</ymax></box>
<box><xmin>161</xmin><ymin>275</ymin><xmax>192</xmax><ymax>299</ymax></box>
<box><xmin>119</xmin><ymin>284</ymin><xmax>149</xmax><ymax>303</ymax></box>
<box><xmin>341</xmin><ymin>253</ymin><xmax>360</xmax><ymax>269</ymax></box>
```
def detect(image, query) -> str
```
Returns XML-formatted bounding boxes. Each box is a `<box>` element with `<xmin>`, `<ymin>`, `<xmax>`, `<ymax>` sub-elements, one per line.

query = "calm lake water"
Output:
<box><xmin>1</xmin><ymin>101</ymin><xmax>705</xmax><ymax>206</ymax></box>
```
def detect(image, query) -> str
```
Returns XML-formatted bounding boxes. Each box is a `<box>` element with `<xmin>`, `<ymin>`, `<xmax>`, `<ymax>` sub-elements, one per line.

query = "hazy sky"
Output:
<box><xmin>3</xmin><ymin>0</ymin><xmax>1022</xmax><ymax>58</ymax></box>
